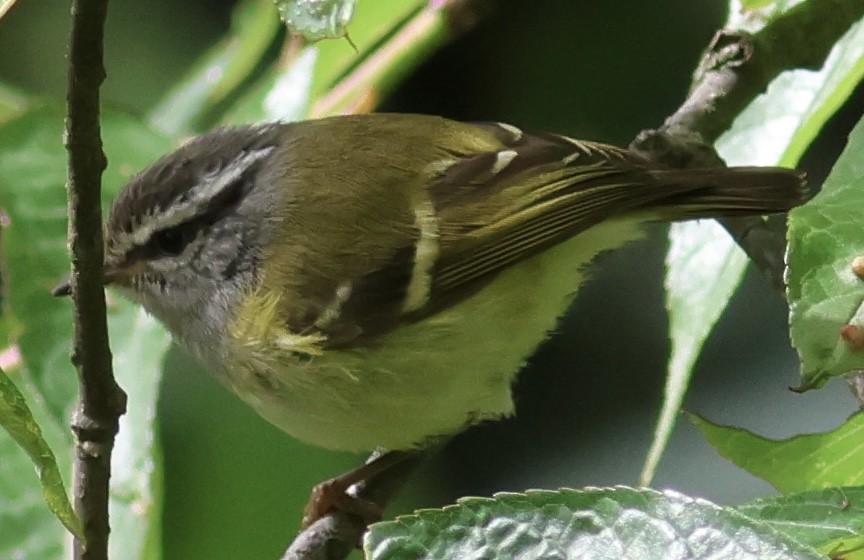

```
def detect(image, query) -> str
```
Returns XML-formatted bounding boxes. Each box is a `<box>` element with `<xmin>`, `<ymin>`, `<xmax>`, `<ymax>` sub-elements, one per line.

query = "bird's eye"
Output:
<box><xmin>152</xmin><ymin>227</ymin><xmax>189</xmax><ymax>256</ymax></box>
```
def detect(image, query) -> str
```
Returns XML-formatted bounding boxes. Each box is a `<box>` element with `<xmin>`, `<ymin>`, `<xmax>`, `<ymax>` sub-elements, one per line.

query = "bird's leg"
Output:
<box><xmin>301</xmin><ymin>449</ymin><xmax>416</xmax><ymax>529</ymax></box>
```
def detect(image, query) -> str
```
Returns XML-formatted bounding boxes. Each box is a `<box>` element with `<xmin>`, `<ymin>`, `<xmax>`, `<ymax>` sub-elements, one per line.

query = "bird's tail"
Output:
<box><xmin>649</xmin><ymin>166</ymin><xmax>810</xmax><ymax>219</ymax></box>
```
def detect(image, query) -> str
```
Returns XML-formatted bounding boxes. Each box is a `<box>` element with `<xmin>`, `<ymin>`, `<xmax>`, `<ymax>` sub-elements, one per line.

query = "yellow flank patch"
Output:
<box><xmin>228</xmin><ymin>287</ymin><xmax>326</xmax><ymax>358</ymax></box>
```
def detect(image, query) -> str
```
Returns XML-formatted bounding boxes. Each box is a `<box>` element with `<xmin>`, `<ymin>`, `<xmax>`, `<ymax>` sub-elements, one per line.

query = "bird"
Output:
<box><xmin>53</xmin><ymin>113</ymin><xmax>808</xmax><ymax>526</ymax></box>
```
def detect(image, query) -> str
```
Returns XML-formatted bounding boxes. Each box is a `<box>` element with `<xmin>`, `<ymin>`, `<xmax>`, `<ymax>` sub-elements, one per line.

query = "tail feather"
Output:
<box><xmin>650</xmin><ymin>167</ymin><xmax>809</xmax><ymax>219</ymax></box>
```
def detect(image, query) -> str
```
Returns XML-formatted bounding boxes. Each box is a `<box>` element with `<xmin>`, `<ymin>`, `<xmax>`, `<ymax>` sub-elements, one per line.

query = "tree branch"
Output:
<box><xmin>282</xmin><ymin>452</ymin><xmax>424</xmax><ymax>560</ymax></box>
<box><xmin>65</xmin><ymin>1</ymin><xmax>126</xmax><ymax>559</ymax></box>
<box><xmin>631</xmin><ymin>0</ymin><xmax>864</xmax><ymax>290</ymax></box>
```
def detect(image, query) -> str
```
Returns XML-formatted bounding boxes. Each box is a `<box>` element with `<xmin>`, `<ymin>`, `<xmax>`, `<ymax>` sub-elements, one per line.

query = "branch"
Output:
<box><xmin>631</xmin><ymin>0</ymin><xmax>864</xmax><ymax>290</ymax></box>
<box><xmin>282</xmin><ymin>452</ymin><xmax>424</xmax><ymax>560</ymax></box>
<box><xmin>65</xmin><ymin>1</ymin><xmax>126</xmax><ymax>559</ymax></box>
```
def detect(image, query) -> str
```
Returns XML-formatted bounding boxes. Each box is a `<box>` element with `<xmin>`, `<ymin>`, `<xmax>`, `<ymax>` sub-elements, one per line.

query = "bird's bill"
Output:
<box><xmin>51</xmin><ymin>266</ymin><xmax>131</xmax><ymax>297</ymax></box>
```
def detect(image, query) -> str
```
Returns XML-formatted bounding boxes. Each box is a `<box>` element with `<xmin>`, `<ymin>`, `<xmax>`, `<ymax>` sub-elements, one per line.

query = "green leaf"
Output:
<box><xmin>736</xmin><ymin>487</ymin><xmax>864</xmax><ymax>551</ymax></box>
<box><xmin>692</xmin><ymin>412</ymin><xmax>864</xmax><ymax>493</ymax></box>
<box><xmin>147</xmin><ymin>0</ymin><xmax>281</xmax><ymax>136</ymax></box>
<box><xmin>365</xmin><ymin>487</ymin><xmax>823</xmax><ymax>560</ymax></box>
<box><xmin>641</xmin><ymin>220</ymin><xmax>749</xmax><ymax>486</ymax></box>
<box><xmin>0</xmin><ymin>371</ymin><xmax>67</xmax><ymax>560</ymax></box>
<box><xmin>0</xmin><ymin>104</ymin><xmax>170</xmax><ymax>422</ymax></box>
<box><xmin>787</xmin><ymin>115</ymin><xmax>864</xmax><ymax>388</ymax></box>
<box><xmin>0</xmin><ymin>365</ymin><xmax>82</xmax><ymax>540</ymax></box>
<box><xmin>273</xmin><ymin>0</ymin><xmax>356</xmax><ymax>40</ymax></box>
<box><xmin>721</xmin><ymin>14</ymin><xmax>864</xmax><ymax>391</ymax></box>
<box><xmin>0</xmin><ymin>103</ymin><xmax>175</xmax><ymax>559</ymax></box>
<box><xmin>821</xmin><ymin>535</ymin><xmax>864</xmax><ymax>560</ymax></box>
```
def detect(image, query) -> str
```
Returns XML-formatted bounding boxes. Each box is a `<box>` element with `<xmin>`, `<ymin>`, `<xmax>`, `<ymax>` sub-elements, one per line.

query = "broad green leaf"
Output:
<box><xmin>736</xmin><ymin>487</ymin><xmax>864</xmax><ymax>552</ymax></box>
<box><xmin>274</xmin><ymin>0</ymin><xmax>356</xmax><ymax>40</ymax></box>
<box><xmin>641</xmin><ymin>220</ymin><xmax>749</xmax><ymax>486</ymax></box>
<box><xmin>787</xmin><ymin>115</ymin><xmax>864</xmax><ymax>388</ymax></box>
<box><xmin>171</xmin><ymin>0</ymin><xmax>441</xmax><ymax>126</ymax></box>
<box><xmin>147</xmin><ymin>0</ymin><xmax>281</xmax><ymax>136</ymax></box>
<box><xmin>0</xmin><ymin>103</ymin><xmax>175</xmax><ymax>559</ymax></box>
<box><xmin>0</xmin><ymin>365</ymin><xmax>81</xmax><ymax>539</ymax></box>
<box><xmin>365</xmin><ymin>487</ymin><xmax>822</xmax><ymax>560</ymax></box>
<box><xmin>0</xmin><ymin>222</ymin><xmax>20</xmax><ymax>350</ymax></box>
<box><xmin>692</xmin><ymin>412</ymin><xmax>864</xmax><ymax>493</ymax></box>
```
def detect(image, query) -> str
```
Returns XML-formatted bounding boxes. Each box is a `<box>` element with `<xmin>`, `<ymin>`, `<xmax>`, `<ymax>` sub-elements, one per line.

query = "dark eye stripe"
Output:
<box><xmin>134</xmin><ymin>177</ymin><xmax>249</xmax><ymax>261</ymax></box>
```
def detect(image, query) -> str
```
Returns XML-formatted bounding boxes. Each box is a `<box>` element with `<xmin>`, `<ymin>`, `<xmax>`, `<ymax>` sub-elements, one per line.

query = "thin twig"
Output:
<box><xmin>631</xmin><ymin>0</ymin><xmax>864</xmax><ymax>290</ymax></box>
<box><xmin>65</xmin><ymin>1</ymin><xmax>127</xmax><ymax>559</ymax></box>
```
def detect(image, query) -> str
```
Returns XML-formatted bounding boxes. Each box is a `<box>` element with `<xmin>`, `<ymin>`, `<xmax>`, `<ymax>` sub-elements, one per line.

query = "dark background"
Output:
<box><xmin>1</xmin><ymin>1</ymin><xmax>862</xmax><ymax>558</ymax></box>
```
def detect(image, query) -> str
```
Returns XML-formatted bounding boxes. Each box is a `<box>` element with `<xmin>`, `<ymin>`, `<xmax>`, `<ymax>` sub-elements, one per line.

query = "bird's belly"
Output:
<box><xmin>222</xmin><ymin>218</ymin><xmax>645</xmax><ymax>452</ymax></box>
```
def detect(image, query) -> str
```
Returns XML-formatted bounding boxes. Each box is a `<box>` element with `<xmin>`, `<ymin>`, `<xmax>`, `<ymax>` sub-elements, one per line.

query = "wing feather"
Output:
<box><xmin>260</xmin><ymin>116</ymin><xmax>803</xmax><ymax>347</ymax></box>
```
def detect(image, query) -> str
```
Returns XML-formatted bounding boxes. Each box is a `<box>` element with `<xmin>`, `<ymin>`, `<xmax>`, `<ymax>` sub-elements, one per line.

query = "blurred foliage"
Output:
<box><xmin>0</xmin><ymin>0</ymin><xmax>863</xmax><ymax>558</ymax></box>
<box><xmin>148</xmin><ymin>0</ymin><xmax>283</xmax><ymax>136</ymax></box>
